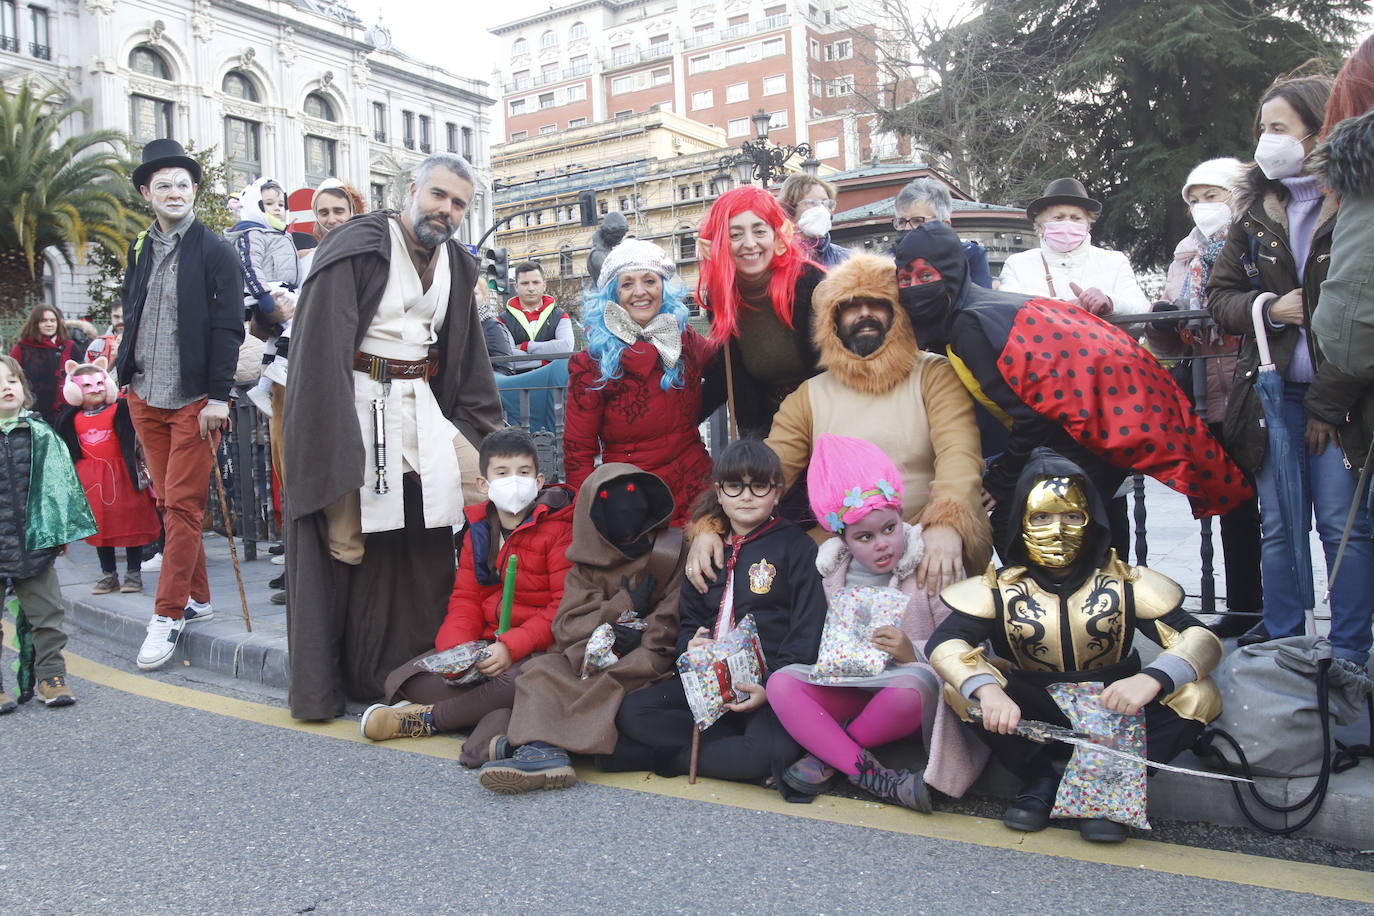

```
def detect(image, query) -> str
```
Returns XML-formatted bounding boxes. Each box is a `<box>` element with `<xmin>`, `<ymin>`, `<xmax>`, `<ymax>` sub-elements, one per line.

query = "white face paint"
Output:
<box><xmin>141</xmin><ymin>167</ymin><xmax>197</xmax><ymax>226</ymax></box>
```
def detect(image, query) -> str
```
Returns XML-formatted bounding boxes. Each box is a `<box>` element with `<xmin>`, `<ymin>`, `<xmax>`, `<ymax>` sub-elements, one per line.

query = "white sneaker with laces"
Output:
<box><xmin>137</xmin><ymin>614</ymin><xmax>185</xmax><ymax>670</ymax></box>
<box><xmin>184</xmin><ymin>599</ymin><xmax>214</xmax><ymax>623</ymax></box>
<box><xmin>142</xmin><ymin>552</ymin><xmax>163</xmax><ymax>571</ymax></box>
<box><xmin>270</xmin><ymin>554</ymin><xmax>286</xmax><ymax>566</ymax></box>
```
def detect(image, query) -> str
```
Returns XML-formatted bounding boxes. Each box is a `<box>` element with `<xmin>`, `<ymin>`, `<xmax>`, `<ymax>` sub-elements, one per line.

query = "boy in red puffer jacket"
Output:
<box><xmin>364</xmin><ymin>429</ymin><xmax>575</xmax><ymax>765</ymax></box>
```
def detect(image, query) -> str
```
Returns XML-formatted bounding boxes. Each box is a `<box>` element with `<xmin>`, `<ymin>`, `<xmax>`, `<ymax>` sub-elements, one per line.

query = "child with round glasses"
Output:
<box><xmin>604</xmin><ymin>439</ymin><xmax>827</xmax><ymax>798</ymax></box>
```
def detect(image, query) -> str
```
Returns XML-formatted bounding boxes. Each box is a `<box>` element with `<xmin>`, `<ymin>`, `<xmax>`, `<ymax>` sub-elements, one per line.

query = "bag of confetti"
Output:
<box><xmin>677</xmin><ymin>615</ymin><xmax>767</xmax><ymax>730</ymax></box>
<box><xmin>1049</xmin><ymin>681</ymin><xmax>1150</xmax><ymax>830</ymax></box>
<box><xmin>580</xmin><ymin>623</ymin><xmax>620</xmax><ymax>679</ymax></box>
<box><xmin>416</xmin><ymin>640</ymin><xmax>491</xmax><ymax>686</ymax></box>
<box><xmin>811</xmin><ymin>585</ymin><xmax>910</xmax><ymax>684</ymax></box>
<box><xmin>616</xmin><ymin>607</ymin><xmax>648</xmax><ymax>629</ymax></box>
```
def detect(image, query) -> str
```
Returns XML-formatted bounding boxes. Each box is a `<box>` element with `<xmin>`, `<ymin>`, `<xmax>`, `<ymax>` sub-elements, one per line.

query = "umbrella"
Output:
<box><xmin>1251</xmin><ymin>299</ymin><xmax>1315</xmax><ymax>630</ymax></box>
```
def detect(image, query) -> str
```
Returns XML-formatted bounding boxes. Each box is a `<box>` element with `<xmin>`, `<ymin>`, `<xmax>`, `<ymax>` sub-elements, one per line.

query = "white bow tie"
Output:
<box><xmin>604</xmin><ymin>303</ymin><xmax>682</xmax><ymax>369</ymax></box>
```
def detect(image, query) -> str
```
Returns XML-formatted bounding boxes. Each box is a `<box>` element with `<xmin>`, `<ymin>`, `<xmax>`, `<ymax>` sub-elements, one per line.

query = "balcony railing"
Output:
<box><xmin>0</xmin><ymin>36</ymin><xmax>17</xmax><ymax>53</ymax></box>
<box><xmin>30</xmin><ymin>41</ymin><xmax>49</xmax><ymax>60</ymax></box>
<box><xmin>682</xmin><ymin>13</ymin><xmax>789</xmax><ymax>50</ymax></box>
<box><xmin>504</xmin><ymin>64</ymin><xmax>593</xmax><ymax>93</ymax></box>
<box><xmin>373</xmin><ymin>130</ymin><xmax>386</xmax><ymax>142</ymax></box>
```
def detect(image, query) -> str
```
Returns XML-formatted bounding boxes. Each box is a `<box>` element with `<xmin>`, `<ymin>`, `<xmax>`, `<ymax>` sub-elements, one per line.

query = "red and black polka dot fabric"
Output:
<box><xmin>996</xmin><ymin>298</ymin><xmax>1254</xmax><ymax>518</ymax></box>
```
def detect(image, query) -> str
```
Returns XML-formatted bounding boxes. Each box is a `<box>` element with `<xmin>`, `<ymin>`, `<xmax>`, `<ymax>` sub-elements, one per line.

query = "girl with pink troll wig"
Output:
<box><xmin>695</xmin><ymin>186</ymin><xmax>826</xmax><ymax>438</ymax></box>
<box><xmin>768</xmin><ymin>434</ymin><xmax>989</xmax><ymax>809</ymax></box>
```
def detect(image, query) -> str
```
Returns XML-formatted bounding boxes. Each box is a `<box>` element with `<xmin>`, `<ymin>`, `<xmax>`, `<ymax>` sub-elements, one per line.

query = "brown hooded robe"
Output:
<box><xmin>506</xmin><ymin>463</ymin><xmax>687</xmax><ymax>754</ymax></box>
<box><xmin>283</xmin><ymin>210</ymin><xmax>504</xmax><ymax>720</ymax></box>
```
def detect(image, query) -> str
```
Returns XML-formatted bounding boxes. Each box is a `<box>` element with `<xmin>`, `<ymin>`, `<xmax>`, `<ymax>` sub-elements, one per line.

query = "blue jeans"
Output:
<box><xmin>496</xmin><ymin>359</ymin><xmax>569</xmax><ymax>434</ymax></box>
<box><xmin>1254</xmin><ymin>381</ymin><xmax>1374</xmax><ymax>665</ymax></box>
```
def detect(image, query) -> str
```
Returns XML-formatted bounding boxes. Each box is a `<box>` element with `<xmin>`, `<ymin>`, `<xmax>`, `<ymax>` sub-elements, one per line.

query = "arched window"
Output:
<box><xmin>540</xmin><ymin>29</ymin><xmax>557</xmax><ymax>48</ymax></box>
<box><xmin>512</xmin><ymin>37</ymin><xmax>528</xmax><ymax>56</ymax></box>
<box><xmin>569</xmin><ymin>21</ymin><xmax>587</xmax><ymax>40</ymax></box>
<box><xmin>304</xmin><ymin>92</ymin><xmax>336</xmax><ymax>121</ymax></box>
<box><xmin>129</xmin><ymin>46</ymin><xmax>171</xmax><ymax>80</ymax></box>
<box><xmin>222</xmin><ymin>70</ymin><xmax>259</xmax><ymax>102</ymax></box>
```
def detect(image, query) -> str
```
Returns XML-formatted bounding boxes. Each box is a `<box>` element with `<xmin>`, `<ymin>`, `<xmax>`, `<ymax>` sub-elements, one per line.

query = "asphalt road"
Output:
<box><xmin>2</xmin><ymin>626</ymin><xmax>1371</xmax><ymax>915</ymax></box>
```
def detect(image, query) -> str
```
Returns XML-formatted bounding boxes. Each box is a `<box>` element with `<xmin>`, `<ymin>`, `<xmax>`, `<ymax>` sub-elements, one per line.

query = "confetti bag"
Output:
<box><xmin>580</xmin><ymin>623</ymin><xmax>620</xmax><ymax>679</ymax></box>
<box><xmin>810</xmin><ymin>586</ymin><xmax>909</xmax><ymax>684</ymax></box>
<box><xmin>677</xmin><ymin>615</ymin><xmax>766</xmax><ymax>730</ymax></box>
<box><xmin>615</xmin><ymin>607</ymin><xmax>648</xmax><ymax>630</ymax></box>
<box><xmin>1049</xmin><ymin>681</ymin><xmax>1150</xmax><ymax>830</ymax></box>
<box><xmin>416</xmin><ymin>640</ymin><xmax>492</xmax><ymax>686</ymax></box>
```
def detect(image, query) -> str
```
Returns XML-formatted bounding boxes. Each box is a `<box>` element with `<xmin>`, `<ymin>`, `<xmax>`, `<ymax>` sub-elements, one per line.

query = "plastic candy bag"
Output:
<box><xmin>416</xmin><ymin>640</ymin><xmax>491</xmax><ymax>686</ymax></box>
<box><xmin>1049</xmin><ymin>681</ymin><xmax>1150</xmax><ymax>830</ymax></box>
<box><xmin>580</xmin><ymin>623</ymin><xmax>620</xmax><ymax>679</ymax></box>
<box><xmin>811</xmin><ymin>585</ymin><xmax>909</xmax><ymax>683</ymax></box>
<box><xmin>677</xmin><ymin>615</ymin><xmax>766</xmax><ymax>730</ymax></box>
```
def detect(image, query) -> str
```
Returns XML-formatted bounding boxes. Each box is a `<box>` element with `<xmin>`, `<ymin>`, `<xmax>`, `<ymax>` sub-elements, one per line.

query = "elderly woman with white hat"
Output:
<box><xmin>563</xmin><ymin>238</ymin><xmax>714</xmax><ymax>524</ymax></box>
<box><xmin>997</xmin><ymin>178</ymin><xmax>1150</xmax><ymax>315</ymax></box>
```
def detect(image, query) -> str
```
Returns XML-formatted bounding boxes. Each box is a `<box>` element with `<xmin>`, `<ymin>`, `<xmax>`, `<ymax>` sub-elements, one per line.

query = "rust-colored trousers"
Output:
<box><xmin>128</xmin><ymin>393</ymin><xmax>217</xmax><ymax>619</ymax></box>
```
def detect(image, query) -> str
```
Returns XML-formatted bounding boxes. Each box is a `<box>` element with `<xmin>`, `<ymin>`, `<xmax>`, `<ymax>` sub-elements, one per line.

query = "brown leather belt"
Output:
<box><xmin>353</xmin><ymin>351</ymin><xmax>436</xmax><ymax>381</ymax></box>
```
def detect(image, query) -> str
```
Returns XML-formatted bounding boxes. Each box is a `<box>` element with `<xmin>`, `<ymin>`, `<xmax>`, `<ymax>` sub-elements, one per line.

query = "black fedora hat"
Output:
<box><xmin>132</xmin><ymin>138</ymin><xmax>202</xmax><ymax>190</ymax></box>
<box><xmin>1026</xmin><ymin>177</ymin><xmax>1101</xmax><ymax>221</ymax></box>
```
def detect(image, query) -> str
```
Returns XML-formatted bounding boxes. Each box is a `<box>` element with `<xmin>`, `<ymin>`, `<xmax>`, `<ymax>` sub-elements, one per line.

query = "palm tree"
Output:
<box><xmin>0</xmin><ymin>80</ymin><xmax>137</xmax><ymax>319</ymax></box>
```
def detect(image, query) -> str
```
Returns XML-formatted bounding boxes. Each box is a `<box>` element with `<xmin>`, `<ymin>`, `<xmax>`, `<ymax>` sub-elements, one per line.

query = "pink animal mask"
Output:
<box><xmin>63</xmin><ymin>357</ymin><xmax>117</xmax><ymax>406</ymax></box>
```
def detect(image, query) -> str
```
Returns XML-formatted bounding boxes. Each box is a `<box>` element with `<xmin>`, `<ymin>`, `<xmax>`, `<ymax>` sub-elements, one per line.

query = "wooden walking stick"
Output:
<box><xmin>688</xmin><ymin>726</ymin><xmax>701</xmax><ymax>785</ymax></box>
<box><xmin>210</xmin><ymin>443</ymin><xmax>253</xmax><ymax>632</ymax></box>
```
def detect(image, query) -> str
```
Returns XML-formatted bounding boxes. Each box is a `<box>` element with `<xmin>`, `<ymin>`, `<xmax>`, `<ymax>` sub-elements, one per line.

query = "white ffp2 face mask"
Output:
<box><xmin>796</xmin><ymin>205</ymin><xmax>833</xmax><ymax>239</ymax></box>
<box><xmin>1254</xmin><ymin>132</ymin><xmax>1310</xmax><ymax>180</ymax></box>
<box><xmin>486</xmin><ymin>474</ymin><xmax>539</xmax><ymax>515</ymax></box>
<box><xmin>1191</xmin><ymin>201</ymin><xmax>1232</xmax><ymax>238</ymax></box>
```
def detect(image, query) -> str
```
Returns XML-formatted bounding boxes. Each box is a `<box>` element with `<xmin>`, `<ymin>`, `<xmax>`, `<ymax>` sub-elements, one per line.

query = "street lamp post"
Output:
<box><xmin>719</xmin><ymin>107</ymin><xmax>820</xmax><ymax>187</ymax></box>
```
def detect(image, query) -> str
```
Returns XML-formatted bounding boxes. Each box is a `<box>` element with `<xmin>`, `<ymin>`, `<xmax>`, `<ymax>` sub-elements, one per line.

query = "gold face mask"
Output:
<box><xmin>1021</xmin><ymin>476</ymin><xmax>1090</xmax><ymax>568</ymax></box>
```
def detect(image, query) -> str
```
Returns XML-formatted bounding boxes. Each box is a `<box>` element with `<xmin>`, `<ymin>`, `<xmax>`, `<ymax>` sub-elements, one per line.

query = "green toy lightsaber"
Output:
<box><xmin>496</xmin><ymin>555</ymin><xmax>518</xmax><ymax>635</ymax></box>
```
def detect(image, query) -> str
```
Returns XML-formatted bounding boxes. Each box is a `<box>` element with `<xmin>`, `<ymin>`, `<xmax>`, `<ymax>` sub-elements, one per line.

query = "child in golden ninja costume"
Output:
<box><xmin>925</xmin><ymin>447</ymin><xmax>1223</xmax><ymax>843</ymax></box>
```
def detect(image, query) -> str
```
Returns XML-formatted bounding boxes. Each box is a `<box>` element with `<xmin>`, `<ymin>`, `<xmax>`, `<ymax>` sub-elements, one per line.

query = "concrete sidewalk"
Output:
<box><xmin>49</xmin><ymin>485</ymin><xmax>1374</xmax><ymax>850</ymax></box>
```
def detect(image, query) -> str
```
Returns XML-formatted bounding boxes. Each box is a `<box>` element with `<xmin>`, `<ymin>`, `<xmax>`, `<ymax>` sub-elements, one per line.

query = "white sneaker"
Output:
<box><xmin>184</xmin><ymin>599</ymin><xmax>214</xmax><ymax>623</ymax></box>
<box><xmin>270</xmin><ymin>554</ymin><xmax>286</xmax><ymax>566</ymax></box>
<box><xmin>142</xmin><ymin>552</ymin><xmax>163</xmax><ymax>571</ymax></box>
<box><xmin>137</xmin><ymin>614</ymin><xmax>185</xmax><ymax>670</ymax></box>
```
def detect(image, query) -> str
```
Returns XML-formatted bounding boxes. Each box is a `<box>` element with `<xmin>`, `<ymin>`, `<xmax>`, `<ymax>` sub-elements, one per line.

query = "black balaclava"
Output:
<box><xmin>590</xmin><ymin>478</ymin><xmax>654</xmax><ymax>558</ymax></box>
<box><xmin>893</xmin><ymin>221</ymin><xmax>968</xmax><ymax>353</ymax></box>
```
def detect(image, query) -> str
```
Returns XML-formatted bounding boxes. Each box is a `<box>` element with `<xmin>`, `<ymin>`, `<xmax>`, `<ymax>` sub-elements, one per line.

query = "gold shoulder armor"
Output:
<box><xmin>939</xmin><ymin>564</ymin><xmax>999</xmax><ymax>619</ymax></box>
<box><xmin>1129</xmin><ymin>566</ymin><xmax>1185</xmax><ymax>620</ymax></box>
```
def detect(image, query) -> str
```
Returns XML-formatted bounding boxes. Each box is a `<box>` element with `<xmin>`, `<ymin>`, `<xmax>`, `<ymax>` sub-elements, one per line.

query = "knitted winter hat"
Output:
<box><xmin>598</xmin><ymin>238</ymin><xmax>676</xmax><ymax>285</ymax></box>
<box><xmin>1181</xmin><ymin>158</ymin><xmax>1247</xmax><ymax>203</ymax></box>
<box><xmin>807</xmin><ymin>434</ymin><xmax>905</xmax><ymax>534</ymax></box>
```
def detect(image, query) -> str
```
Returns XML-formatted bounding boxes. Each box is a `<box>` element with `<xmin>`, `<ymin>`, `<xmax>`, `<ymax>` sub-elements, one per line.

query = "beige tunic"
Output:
<box><xmin>354</xmin><ymin>221</ymin><xmax>462</xmax><ymax>532</ymax></box>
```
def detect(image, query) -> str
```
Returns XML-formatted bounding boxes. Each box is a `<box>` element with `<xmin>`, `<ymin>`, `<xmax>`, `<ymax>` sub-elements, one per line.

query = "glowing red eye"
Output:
<box><xmin>626</xmin><ymin>483</ymin><xmax>636</xmax><ymax>492</ymax></box>
<box><xmin>599</xmin><ymin>490</ymin><xmax>608</xmax><ymax>499</ymax></box>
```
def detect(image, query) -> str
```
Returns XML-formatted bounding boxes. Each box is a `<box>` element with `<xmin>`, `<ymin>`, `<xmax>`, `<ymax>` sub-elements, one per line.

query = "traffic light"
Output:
<box><xmin>577</xmin><ymin>189</ymin><xmax>597</xmax><ymax>227</ymax></box>
<box><xmin>484</xmin><ymin>246</ymin><xmax>510</xmax><ymax>299</ymax></box>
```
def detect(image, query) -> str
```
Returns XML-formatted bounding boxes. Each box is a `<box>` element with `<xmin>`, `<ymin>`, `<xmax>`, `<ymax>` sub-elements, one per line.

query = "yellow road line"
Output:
<box><xmin>7</xmin><ymin>624</ymin><xmax>1373</xmax><ymax>904</ymax></box>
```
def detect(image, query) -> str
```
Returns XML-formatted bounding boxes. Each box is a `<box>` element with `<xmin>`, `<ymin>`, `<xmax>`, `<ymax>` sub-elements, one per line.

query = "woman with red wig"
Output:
<box><xmin>1312</xmin><ymin>35</ymin><xmax>1374</xmax><ymax>380</ymax></box>
<box><xmin>696</xmin><ymin>185</ymin><xmax>826</xmax><ymax>438</ymax></box>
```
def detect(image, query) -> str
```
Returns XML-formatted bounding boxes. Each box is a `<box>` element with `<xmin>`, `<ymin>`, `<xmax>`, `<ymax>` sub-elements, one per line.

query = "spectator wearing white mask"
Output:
<box><xmin>997</xmin><ymin>178</ymin><xmax>1150</xmax><ymax>315</ymax></box>
<box><xmin>778</xmin><ymin>174</ymin><xmax>849</xmax><ymax>268</ymax></box>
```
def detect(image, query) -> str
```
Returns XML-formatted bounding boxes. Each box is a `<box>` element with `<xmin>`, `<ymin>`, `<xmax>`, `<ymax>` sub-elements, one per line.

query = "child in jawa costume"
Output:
<box><xmin>479</xmin><ymin>463</ymin><xmax>688</xmax><ymax>794</ymax></box>
<box><xmin>0</xmin><ymin>355</ymin><xmax>96</xmax><ymax>711</ymax></box>
<box><xmin>926</xmin><ymin>448</ymin><xmax>1224</xmax><ymax>843</ymax></box>
<box><xmin>604</xmin><ymin>439</ymin><xmax>828</xmax><ymax>799</ymax></box>
<box><xmin>55</xmin><ymin>358</ymin><xmax>161</xmax><ymax>595</ymax></box>
<box><xmin>893</xmin><ymin>221</ymin><xmax>1253</xmax><ymax>554</ymax></box>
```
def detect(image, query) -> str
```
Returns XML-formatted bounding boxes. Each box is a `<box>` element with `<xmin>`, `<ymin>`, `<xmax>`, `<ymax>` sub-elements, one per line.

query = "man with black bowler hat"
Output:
<box><xmin>115</xmin><ymin>139</ymin><xmax>245</xmax><ymax>671</ymax></box>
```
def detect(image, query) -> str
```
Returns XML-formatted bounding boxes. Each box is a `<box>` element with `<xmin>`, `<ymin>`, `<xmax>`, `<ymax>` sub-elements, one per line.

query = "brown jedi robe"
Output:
<box><xmin>283</xmin><ymin>209</ymin><xmax>504</xmax><ymax>720</ymax></box>
<box><xmin>506</xmin><ymin>463</ymin><xmax>687</xmax><ymax>754</ymax></box>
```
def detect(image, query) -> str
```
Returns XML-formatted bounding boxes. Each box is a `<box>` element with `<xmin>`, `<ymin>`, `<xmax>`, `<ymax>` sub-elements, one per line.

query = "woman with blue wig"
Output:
<box><xmin>564</xmin><ymin>239</ymin><xmax>713</xmax><ymax>525</ymax></box>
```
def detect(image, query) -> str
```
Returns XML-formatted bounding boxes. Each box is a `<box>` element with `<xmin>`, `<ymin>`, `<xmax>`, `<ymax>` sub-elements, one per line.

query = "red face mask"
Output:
<box><xmin>897</xmin><ymin>258</ymin><xmax>943</xmax><ymax>289</ymax></box>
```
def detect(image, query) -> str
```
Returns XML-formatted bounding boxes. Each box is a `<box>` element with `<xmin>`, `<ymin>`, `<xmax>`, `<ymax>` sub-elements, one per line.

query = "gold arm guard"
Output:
<box><xmin>929</xmin><ymin>641</ymin><xmax>1006</xmax><ymax>722</ymax></box>
<box><xmin>938</xmin><ymin>565</ymin><xmax>1000</xmax><ymax>619</ymax></box>
<box><xmin>1129</xmin><ymin>566</ymin><xmax>1187</xmax><ymax>620</ymax></box>
<box><xmin>1155</xmin><ymin>620</ymin><xmax>1224</xmax><ymax>724</ymax></box>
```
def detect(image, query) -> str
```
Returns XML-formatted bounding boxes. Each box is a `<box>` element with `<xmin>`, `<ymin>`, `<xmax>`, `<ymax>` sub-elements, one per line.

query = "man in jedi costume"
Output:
<box><xmin>283</xmin><ymin>153</ymin><xmax>504</xmax><ymax>720</ymax></box>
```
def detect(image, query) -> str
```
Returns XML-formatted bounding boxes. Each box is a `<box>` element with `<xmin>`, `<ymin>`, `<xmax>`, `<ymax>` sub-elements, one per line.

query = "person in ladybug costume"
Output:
<box><xmin>893</xmin><ymin>221</ymin><xmax>1252</xmax><ymax>555</ymax></box>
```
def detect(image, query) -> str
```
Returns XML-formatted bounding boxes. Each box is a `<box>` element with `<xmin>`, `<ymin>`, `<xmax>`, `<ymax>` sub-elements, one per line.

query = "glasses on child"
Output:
<box><xmin>719</xmin><ymin>480</ymin><xmax>776</xmax><ymax>497</ymax></box>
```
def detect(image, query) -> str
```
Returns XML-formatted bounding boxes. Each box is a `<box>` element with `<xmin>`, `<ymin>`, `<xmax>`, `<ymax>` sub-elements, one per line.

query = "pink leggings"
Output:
<box><xmin>768</xmin><ymin>671</ymin><xmax>924</xmax><ymax>775</ymax></box>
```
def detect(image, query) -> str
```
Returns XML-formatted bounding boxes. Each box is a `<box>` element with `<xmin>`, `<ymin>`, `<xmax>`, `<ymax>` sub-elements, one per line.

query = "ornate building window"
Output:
<box><xmin>569</xmin><ymin>21</ymin><xmax>587</xmax><ymax>40</ymax></box>
<box><xmin>540</xmin><ymin>29</ymin><xmax>556</xmax><ymax>49</ymax></box>
<box><xmin>130</xmin><ymin>46</ymin><xmax>171</xmax><ymax>79</ymax></box>
<box><xmin>223</xmin><ymin>70</ymin><xmax>259</xmax><ymax>102</ymax></box>
<box><xmin>224</xmin><ymin>116</ymin><xmax>261</xmax><ymax>192</ymax></box>
<box><xmin>304</xmin><ymin>135</ymin><xmax>337</xmax><ymax>186</ymax></box>
<box><xmin>304</xmin><ymin>92</ymin><xmax>335</xmax><ymax>121</ymax></box>
<box><xmin>130</xmin><ymin>95</ymin><xmax>173</xmax><ymax>147</ymax></box>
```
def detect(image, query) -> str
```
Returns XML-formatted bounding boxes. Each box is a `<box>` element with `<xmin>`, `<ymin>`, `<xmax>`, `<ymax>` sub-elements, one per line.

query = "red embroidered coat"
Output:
<box><xmin>563</xmin><ymin>329</ymin><xmax>713</xmax><ymax>526</ymax></box>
